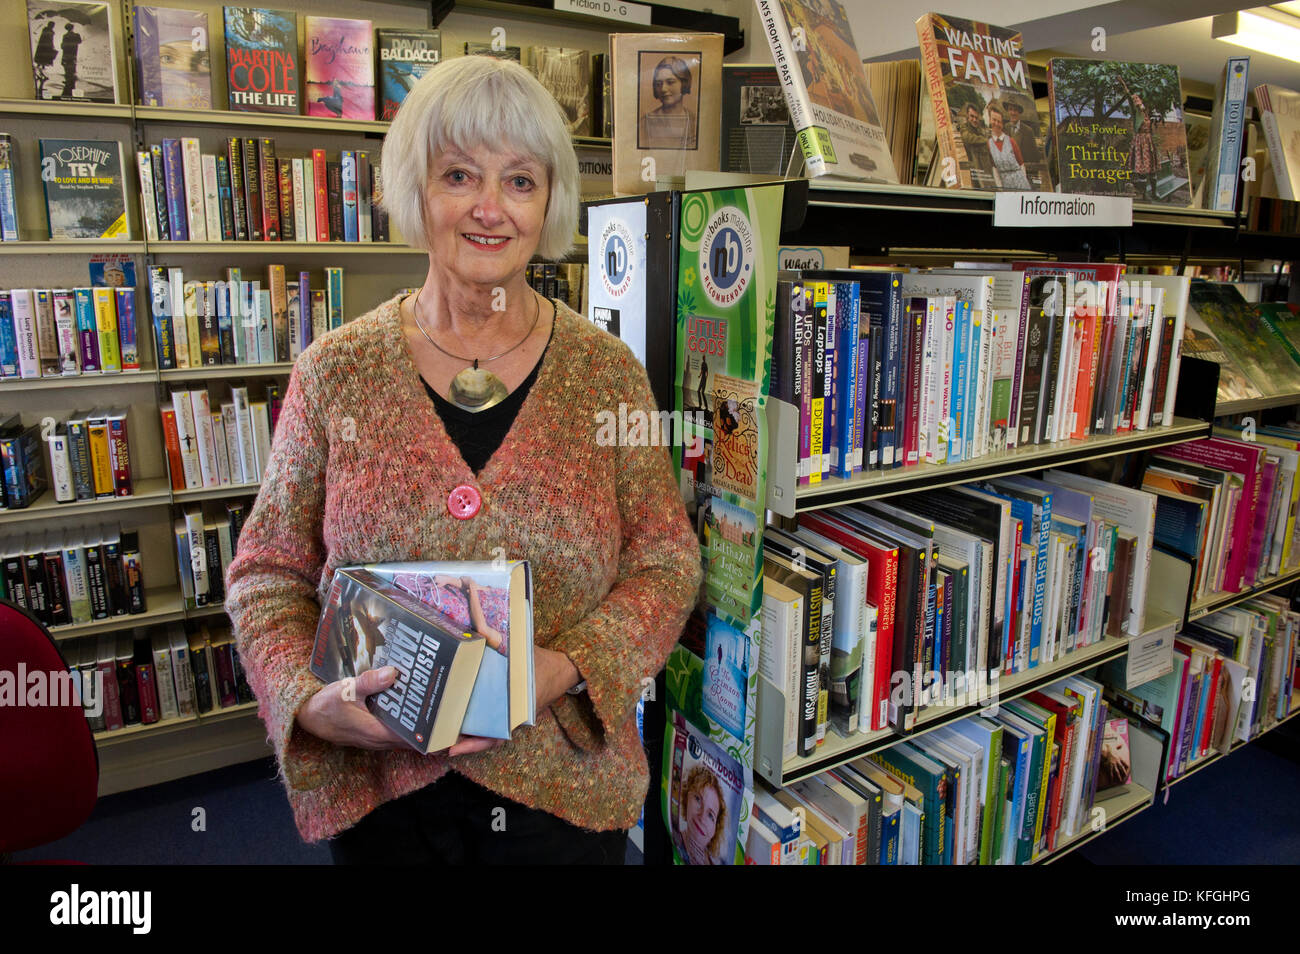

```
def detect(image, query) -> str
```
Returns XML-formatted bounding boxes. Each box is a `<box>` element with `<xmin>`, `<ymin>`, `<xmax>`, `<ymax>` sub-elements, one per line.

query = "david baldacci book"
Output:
<box><xmin>310</xmin><ymin>567</ymin><xmax>487</xmax><ymax>754</ymax></box>
<box><xmin>27</xmin><ymin>0</ymin><xmax>119</xmax><ymax>103</ymax></box>
<box><xmin>377</xmin><ymin>28</ymin><xmax>440</xmax><ymax>121</ymax></box>
<box><xmin>223</xmin><ymin>6</ymin><xmax>298</xmax><ymax>114</ymax></box>
<box><xmin>753</xmin><ymin>0</ymin><xmax>897</xmax><ymax>182</ymax></box>
<box><xmin>39</xmin><ymin>139</ymin><xmax>130</xmax><ymax>239</ymax></box>
<box><xmin>305</xmin><ymin>16</ymin><xmax>375</xmax><ymax>120</ymax></box>
<box><xmin>133</xmin><ymin>5</ymin><xmax>212</xmax><ymax>108</ymax></box>
<box><xmin>1048</xmin><ymin>59</ymin><xmax>1192</xmax><ymax>206</ymax></box>
<box><xmin>916</xmin><ymin>13</ymin><xmax>1049</xmax><ymax>191</ymax></box>
<box><xmin>360</xmin><ymin>559</ymin><xmax>536</xmax><ymax>740</ymax></box>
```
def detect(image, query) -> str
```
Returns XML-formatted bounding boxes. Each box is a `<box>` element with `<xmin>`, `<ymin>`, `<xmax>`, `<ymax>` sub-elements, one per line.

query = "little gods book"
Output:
<box><xmin>358</xmin><ymin>559</ymin><xmax>536</xmax><ymax>740</ymax></box>
<box><xmin>223</xmin><ymin>6</ymin><xmax>298</xmax><ymax>114</ymax></box>
<box><xmin>311</xmin><ymin>568</ymin><xmax>486</xmax><ymax>754</ymax></box>
<box><xmin>27</xmin><ymin>0</ymin><xmax>119</xmax><ymax>103</ymax></box>
<box><xmin>133</xmin><ymin>5</ymin><xmax>213</xmax><ymax>108</ymax></box>
<box><xmin>915</xmin><ymin>13</ymin><xmax>1049</xmax><ymax>192</ymax></box>
<box><xmin>39</xmin><ymin>139</ymin><xmax>129</xmax><ymax>239</ymax></box>
<box><xmin>305</xmin><ymin>16</ymin><xmax>375</xmax><ymax>120</ymax></box>
<box><xmin>377</xmin><ymin>28</ymin><xmax>440</xmax><ymax>121</ymax></box>
<box><xmin>1048</xmin><ymin>59</ymin><xmax>1192</xmax><ymax>205</ymax></box>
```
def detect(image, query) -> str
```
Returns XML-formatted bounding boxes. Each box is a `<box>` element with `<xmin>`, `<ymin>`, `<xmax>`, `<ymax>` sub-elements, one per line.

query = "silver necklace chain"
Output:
<box><xmin>412</xmin><ymin>292</ymin><xmax>540</xmax><ymax>369</ymax></box>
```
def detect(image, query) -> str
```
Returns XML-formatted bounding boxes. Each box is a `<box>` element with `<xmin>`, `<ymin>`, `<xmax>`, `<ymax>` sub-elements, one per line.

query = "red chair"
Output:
<box><xmin>0</xmin><ymin>599</ymin><xmax>98</xmax><ymax>861</ymax></box>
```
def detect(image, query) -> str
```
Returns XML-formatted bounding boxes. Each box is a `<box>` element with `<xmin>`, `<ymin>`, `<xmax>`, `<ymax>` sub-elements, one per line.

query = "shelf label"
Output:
<box><xmin>1122</xmin><ymin>621</ymin><xmax>1176</xmax><ymax>688</ymax></box>
<box><xmin>994</xmin><ymin>192</ymin><xmax>1132</xmax><ymax>228</ymax></box>
<box><xmin>553</xmin><ymin>0</ymin><xmax>652</xmax><ymax>24</ymax></box>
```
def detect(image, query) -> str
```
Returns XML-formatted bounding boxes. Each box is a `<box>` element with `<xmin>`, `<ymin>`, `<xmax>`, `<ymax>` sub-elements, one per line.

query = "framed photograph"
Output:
<box><xmin>636</xmin><ymin>50</ymin><xmax>700</xmax><ymax>150</ymax></box>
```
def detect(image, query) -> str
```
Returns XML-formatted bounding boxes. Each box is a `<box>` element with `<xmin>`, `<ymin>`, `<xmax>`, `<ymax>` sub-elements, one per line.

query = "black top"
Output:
<box><xmin>421</xmin><ymin>306</ymin><xmax>555</xmax><ymax>475</ymax></box>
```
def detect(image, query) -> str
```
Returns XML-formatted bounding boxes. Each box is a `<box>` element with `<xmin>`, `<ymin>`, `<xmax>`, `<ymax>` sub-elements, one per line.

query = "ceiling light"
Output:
<box><xmin>1212</xmin><ymin>8</ymin><xmax>1300</xmax><ymax>63</ymax></box>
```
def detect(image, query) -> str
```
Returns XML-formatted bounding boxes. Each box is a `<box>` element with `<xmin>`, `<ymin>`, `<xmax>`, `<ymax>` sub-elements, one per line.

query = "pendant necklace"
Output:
<box><xmin>412</xmin><ymin>292</ymin><xmax>541</xmax><ymax>412</ymax></box>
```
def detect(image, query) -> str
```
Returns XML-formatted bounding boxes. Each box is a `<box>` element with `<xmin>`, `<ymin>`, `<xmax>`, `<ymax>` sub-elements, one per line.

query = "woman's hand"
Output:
<box><xmin>295</xmin><ymin>667</ymin><xmax>408</xmax><ymax>750</ymax></box>
<box><xmin>534</xmin><ymin>645</ymin><xmax>582</xmax><ymax>711</ymax></box>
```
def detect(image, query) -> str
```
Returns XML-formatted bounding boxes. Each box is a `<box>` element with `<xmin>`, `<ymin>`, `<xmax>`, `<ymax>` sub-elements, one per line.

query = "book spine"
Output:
<box><xmin>1210</xmin><ymin>59</ymin><xmax>1251</xmax><ymax>211</ymax></box>
<box><xmin>107</xmin><ymin>413</ymin><xmax>133</xmax><ymax>497</ymax></box>
<box><xmin>150</xmin><ymin>145</ymin><xmax>171</xmax><ymax>241</ymax></box>
<box><xmin>62</xmin><ymin>547</ymin><xmax>89</xmax><ymax>624</ymax></box>
<box><xmin>152</xmin><ymin>641</ymin><xmax>179</xmax><ymax>720</ymax></box>
<box><xmin>136</xmin><ymin>150</ymin><xmax>160</xmax><ymax>242</ymax></box>
<box><xmin>201</xmin><ymin>153</ymin><xmax>222</xmax><ymax>243</ymax></box>
<box><xmin>1259</xmin><ymin>111</ymin><xmax>1295</xmax><ymax>201</ymax></box>
<box><xmin>916</xmin><ymin>15</ymin><xmax>964</xmax><ymax>189</ymax></box>
<box><xmin>357</xmin><ymin>151</ymin><xmax>372</xmax><ymax>242</ymax></box>
<box><xmin>161</xmin><ymin>139</ymin><xmax>189</xmax><ymax>241</ymax></box>
<box><xmin>277</xmin><ymin>158</ymin><xmax>295</xmax><ymax>243</ymax></box>
<box><xmin>73</xmin><ymin>288</ymin><xmax>100</xmax><ymax>373</ymax></box>
<box><xmin>268</xmin><ymin>264</ymin><xmax>289</xmax><ymax>361</ymax></box>
<box><xmin>10</xmin><ymin>289</ymin><xmax>39</xmax><ymax>379</ymax></box>
<box><xmin>341</xmin><ymin>151</ymin><xmax>359</xmax><ymax>241</ymax></box>
<box><xmin>91</xmin><ymin>288</ymin><xmax>121</xmax><ymax>373</ymax></box>
<box><xmin>242</xmin><ymin>138</ymin><xmax>263</xmax><ymax>241</ymax></box>
<box><xmin>905</xmin><ymin>300</ymin><xmax>924</xmax><ymax>466</ymax></box>
<box><xmin>114</xmin><ymin>288</ymin><xmax>139</xmax><ymax>371</ymax></box>
<box><xmin>257</xmin><ymin>138</ymin><xmax>281</xmax><ymax>240</ymax></box>
<box><xmin>291</xmin><ymin>158</ymin><xmax>308</xmax><ymax>243</ymax></box>
<box><xmin>754</xmin><ymin>0</ymin><xmax>821</xmax><ymax>173</ymax></box>
<box><xmin>66</xmin><ymin>419</ymin><xmax>93</xmax><ymax>501</ymax></box>
<box><xmin>36</xmin><ymin>553</ymin><xmax>62</xmax><ymax>625</ymax></box>
<box><xmin>250</xmin><ymin>400</ymin><xmax>272</xmax><ymax>480</ymax></box>
<box><xmin>50</xmin><ymin>290</ymin><xmax>78</xmax><ymax>375</ymax></box>
<box><xmin>48</xmin><ymin>430</ymin><xmax>74</xmax><ymax>502</ymax></box>
<box><xmin>190</xmin><ymin>390</ymin><xmax>219</xmax><ymax>487</ymax></box>
<box><xmin>326</xmin><ymin>267</ymin><xmax>344</xmax><ymax>329</ymax></box>
<box><xmin>313</xmin><ymin>149</ymin><xmax>329</xmax><ymax>242</ymax></box>
<box><xmin>0</xmin><ymin>134</ymin><xmax>19</xmax><ymax>241</ymax></box>
<box><xmin>371</xmin><ymin>163</ymin><xmax>389</xmax><ymax>241</ymax></box>
<box><xmin>35</xmin><ymin>287</ymin><xmax>62</xmax><ymax>375</ymax></box>
<box><xmin>226</xmin><ymin>138</ymin><xmax>248</xmax><ymax>242</ymax></box>
<box><xmin>147</xmin><ymin>268</ymin><xmax>176</xmax><ymax>370</ymax></box>
<box><xmin>0</xmin><ymin>291</ymin><xmax>15</xmax><ymax>377</ymax></box>
<box><xmin>215</xmin><ymin>154</ymin><xmax>235</xmax><ymax>241</ymax></box>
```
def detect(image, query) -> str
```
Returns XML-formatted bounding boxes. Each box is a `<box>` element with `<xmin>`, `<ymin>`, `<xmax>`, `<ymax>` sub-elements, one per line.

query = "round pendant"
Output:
<box><xmin>449</xmin><ymin>365</ymin><xmax>509</xmax><ymax>412</ymax></box>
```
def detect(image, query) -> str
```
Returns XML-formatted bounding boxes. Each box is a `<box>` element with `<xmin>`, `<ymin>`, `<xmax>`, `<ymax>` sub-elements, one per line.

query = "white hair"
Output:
<box><xmin>380</xmin><ymin>55</ymin><xmax>579</xmax><ymax>260</ymax></box>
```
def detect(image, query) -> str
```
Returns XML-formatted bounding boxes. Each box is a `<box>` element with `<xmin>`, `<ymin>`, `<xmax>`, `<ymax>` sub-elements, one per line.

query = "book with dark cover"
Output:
<box><xmin>305</xmin><ymin>16</ymin><xmax>375</xmax><ymax>120</ymax></box>
<box><xmin>226</xmin><ymin>138</ymin><xmax>248</xmax><ymax>241</ymax></box>
<box><xmin>311</xmin><ymin>568</ymin><xmax>489</xmax><ymax>753</ymax></box>
<box><xmin>27</xmin><ymin>0</ymin><xmax>118</xmax><ymax>103</ymax></box>
<box><xmin>121</xmin><ymin>530</ymin><xmax>145</xmax><ymax>614</ymax></box>
<box><xmin>115</xmin><ymin>633</ymin><xmax>141</xmax><ymax>724</ymax></box>
<box><xmin>720</xmin><ymin>64</ymin><xmax>796</xmax><ymax>176</ymax></box>
<box><xmin>377</xmin><ymin>28</ymin><xmax>440</xmax><ymax>121</ymax></box>
<box><xmin>160</xmin><ymin>137</ymin><xmax>188</xmax><ymax>240</ymax></box>
<box><xmin>1015</xmin><ymin>276</ymin><xmax>1057</xmax><ymax>448</ymax></box>
<box><xmin>102</xmin><ymin>534</ymin><xmax>126</xmax><ymax>615</ymax></box>
<box><xmin>256</xmin><ymin>137</ymin><xmax>280</xmax><ymax>241</ymax></box>
<box><xmin>762</xmin><ymin>552</ymin><xmax>822</xmax><ymax>757</ymax></box>
<box><xmin>326</xmin><ymin>160</ymin><xmax>343</xmax><ymax>240</ymax></box>
<box><xmin>21</xmin><ymin>542</ymin><xmax>50</xmax><ymax>624</ymax></box>
<box><xmin>276</xmin><ymin>157</ymin><xmax>294</xmax><ymax>242</ymax></box>
<box><xmin>39</xmin><ymin>139</ymin><xmax>130</xmax><ymax>239</ymax></box>
<box><xmin>1048</xmin><ymin>59</ymin><xmax>1192</xmax><ymax>205</ymax></box>
<box><xmin>531</xmin><ymin>47</ymin><xmax>593</xmax><ymax>137</ymax></box>
<box><xmin>133</xmin><ymin>5</ymin><xmax>212</xmax><ymax>108</ymax></box>
<box><xmin>223</xmin><ymin>7</ymin><xmax>298</xmax><ymax>114</ymax></box>
<box><xmin>1</xmin><ymin>422</ymin><xmax>47</xmax><ymax>510</ymax></box>
<box><xmin>188</xmin><ymin>631</ymin><xmax>213</xmax><ymax>712</ymax></box>
<box><xmin>149</xmin><ymin>144</ymin><xmax>170</xmax><ymax>240</ymax></box>
<box><xmin>215</xmin><ymin>154</ymin><xmax>235</xmax><ymax>240</ymax></box>
<box><xmin>42</xmin><ymin>547</ymin><xmax>70</xmax><ymax>626</ymax></box>
<box><xmin>133</xmin><ymin>638</ymin><xmax>159</xmax><ymax>724</ymax></box>
<box><xmin>209</xmin><ymin>634</ymin><xmax>238</xmax><ymax>707</ymax></box>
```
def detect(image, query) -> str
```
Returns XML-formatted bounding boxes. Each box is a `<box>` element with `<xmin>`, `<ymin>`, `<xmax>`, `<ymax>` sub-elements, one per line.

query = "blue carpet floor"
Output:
<box><xmin>15</xmin><ymin>724</ymin><xmax>1296</xmax><ymax>865</ymax></box>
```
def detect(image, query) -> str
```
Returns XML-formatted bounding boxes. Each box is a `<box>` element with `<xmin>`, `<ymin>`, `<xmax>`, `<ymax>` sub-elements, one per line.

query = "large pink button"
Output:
<box><xmin>448</xmin><ymin>484</ymin><xmax>481</xmax><ymax>519</ymax></box>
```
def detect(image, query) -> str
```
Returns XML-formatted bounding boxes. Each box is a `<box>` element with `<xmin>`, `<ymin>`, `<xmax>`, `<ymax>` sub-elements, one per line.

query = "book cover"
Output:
<box><xmin>1204</xmin><ymin>57</ymin><xmax>1250</xmax><ymax>212</ymax></box>
<box><xmin>531</xmin><ymin>47</ymin><xmax>593</xmax><ymax>137</ymax></box>
<box><xmin>305</xmin><ymin>16</ymin><xmax>375</xmax><ymax>120</ymax></box>
<box><xmin>1048</xmin><ymin>59</ymin><xmax>1192</xmax><ymax>205</ymax></box>
<box><xmin>39</xmin><ymin>139</ymin><xmax>129</xmax><ymax>239</ymax></box>
<box><xmin>27</xmin><ymin>0</ymin><xmax>118</xmax><ymax>103</ymax></box>
<box><xmin>223</xmin><ymin>7</ymin><xmax>298</xmax><ymax>114</ymax></box>
<box><xmin>310</xmin><ymin>567</ymin><xmax>487</xmax><ymax>753</ymax></box>
<box><xmin>1254</xmin><ymin>84</ymin><xmax>1300</xmax><ymax>201</ymax></box>
<box><xmin>133</xmin><ymin>4</ymin><xmax>212</xmax><ymax>108</ymax></box>
<box><xmin>720</xmin><ymin>64</ymin><xmax>797</xmax><ymax>177</ymax></box>
<box><xmin>0</xmin><ymin>134</ymin><xmax>22</xmax><ymax>241</ymax></box>
<box><xmin>664</xmin><ymin>711</ymin><xmax>749</xmax><ymax>864</ymax></box>
<box><xmin>610</xmin><ymin>32</ymin><xmax>723</xmax><ymax>194</ymax></box>
<box><xmin>754</xmin><ymin>0</ymin><xmax>896</xmax><ymax>182</ymax></box>
<box><xmin>377</xmin><ymin>28</ymin><xmax>440</xmax><ymax>121</ymax></box>
<box><xmin>915</xmin><ymin>13</ymin><xmax>1048</xmax><ymax>191</ymax></box>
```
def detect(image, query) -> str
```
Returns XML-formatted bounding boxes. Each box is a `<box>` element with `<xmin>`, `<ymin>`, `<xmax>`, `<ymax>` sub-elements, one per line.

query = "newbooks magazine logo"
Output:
<box><xmin>50</xmin><ymin>885</ymin><xmax>151</xmax><ymax>934</ymax></box>
<box><xmin>699</xmin><ymin>206</ymin><xmax>754</xmax><ymax>308</ymax></box>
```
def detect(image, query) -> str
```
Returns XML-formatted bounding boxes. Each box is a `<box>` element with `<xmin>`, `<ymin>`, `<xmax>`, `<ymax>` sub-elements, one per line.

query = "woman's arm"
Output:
<box><xmin>546</xmin><ymin>351</ymin><xmax>703</xmax><ymax>751</ymax></box>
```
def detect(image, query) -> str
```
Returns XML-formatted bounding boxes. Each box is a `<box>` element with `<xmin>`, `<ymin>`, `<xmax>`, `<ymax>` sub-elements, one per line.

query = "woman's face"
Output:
<box><xmin>423</xmin><ymin>144</ymin><xmax>549</xmax><ymax>289</ymax></box>
<box><xmin>653</xmin><ymin>67</ymin><xmax>683</xmax><ymax>109</ymax></box>
<box><xmin>989</xmin><ymin>111</ymin><xmax>1003</xmax><ymax>135</ymax></box>
<box><xmin>685</xmin><ymin>784</ymin><xmax>720</xmax><ymax>849</ymax></box>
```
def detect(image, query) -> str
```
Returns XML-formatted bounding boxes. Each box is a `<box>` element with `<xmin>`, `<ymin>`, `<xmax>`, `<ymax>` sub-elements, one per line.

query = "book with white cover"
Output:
<box><xmin>181</xmin><ymin>137</ymin><xmax>207</xmax><ymax>241</ymax></box>
<box><xmin>170</xmin><ymin>389</ymin><xmax>201</xmax><ymax>488</ymax></box>
<box><xmin>189</xmin><ymin>389</ymin><xmax>219</xmax><ymax>487</ymax></box>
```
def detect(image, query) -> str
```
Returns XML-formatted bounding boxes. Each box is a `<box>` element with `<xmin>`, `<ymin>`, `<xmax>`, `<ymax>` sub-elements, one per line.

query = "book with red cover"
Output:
<box><xmin>1025</xmin><ymin>688</ymin><xmax>1079</xmax><ymax>851</ymax></box>
<box><xmin>903</xmin><ymin>297</ymin><xmax>925</xmax><ymax>466</ymax></box>
<box><xmin>305</xmin><ymin>17</ymin><xmax>376</xmax><ymax>120</ymax></box>
<box><xmin>160</xmin><ymin>407</ymin><xmax>184</xmax><ymax>491</ymax></box>
<box><xmin>224</xmin><ymin>7</ymin><xmax>298</xmax><ymax>115</ymax></box>
<box><xmin>134</xmin><ymin>638</ymin><xmax>160</xmax><ymax>725</ymax></box>
<box><xmin>1157</xmin><ymin>437</ymin><xmax>1265</xmax><ymax>593</ymax></box>
<box><xmin>312</xmin><ymin>148</ymin><xmax>329</xmax><ymax>241</ymax></box>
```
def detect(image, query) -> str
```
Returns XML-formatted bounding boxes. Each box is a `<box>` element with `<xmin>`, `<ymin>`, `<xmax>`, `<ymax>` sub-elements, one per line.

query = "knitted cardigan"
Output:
<box><xmin>224</xmin><ymin>295</ymin><xmax>702</xmax><ymax>843</ymax></box>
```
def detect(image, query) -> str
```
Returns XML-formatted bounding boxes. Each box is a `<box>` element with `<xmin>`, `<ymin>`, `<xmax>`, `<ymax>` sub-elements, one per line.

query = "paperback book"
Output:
<box><xmin>27</xmin><ymin>0</ymin><xmax>118</xmax><ymax>103</ymax></box>
<box><xmin>376</xmin><ymin>28</ymin><xmax>440</xmax><ymax>121</ymax></box>
<box><xmin>133</xmin><ymin>5</ymin><xmax>213</xmax><ymax>108</ymax></box>
<box><xmin>531</xmin><ymin>47</ymin><xmax>593</xmax><ymax>136</ymax></box>
<box><xmin>223</xmin><ymin>7</ymin><xmax>298</xmax><ymax>114</ymax></box>
<box><xmin>305</xmin><ymin>16</ymin><xmax>375</xmax><ymax>120</ymax></box>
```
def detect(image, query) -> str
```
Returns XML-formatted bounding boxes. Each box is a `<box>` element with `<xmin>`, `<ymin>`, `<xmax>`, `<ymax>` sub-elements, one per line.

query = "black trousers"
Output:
<box><xmin>327</xmin><ymin>772</ymin><xmax>628</xmax><ymax>865</ymax></box>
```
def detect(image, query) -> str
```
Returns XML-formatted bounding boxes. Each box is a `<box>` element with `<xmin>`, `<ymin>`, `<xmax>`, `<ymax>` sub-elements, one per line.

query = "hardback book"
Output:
<box><xmin>1203</xmin><ymin>58</ymin><xmax>1250</xmax><ymax>211</ymax></box>
<box><xmin>377</xmin><ymin>28</ymin><xmax>440</xmax><ymax>121</ymax></box>
<box><xmin>530</xmin><ymin>47</ymin><xmax>593</xmax><ymax>137</ymax></box>
<box><xmin>610</xmin><ymin>32</ymin><xmax>723</xmax><ymax>194</ymax></box>
<box><xmin>753</xmin><ymin>0</ymin><xmax>897</xmax><ymax>182</ymax></box>
<box><xmin>223</xmin><ymin>6</ymin><xmax>298</xmax><ymax>114</ymax></box>
<box><xmin>915</xmin><ymin>13</ymin><xmax>1049</xmax><ymax>191</ymax></box>
<box><xmin>1254</xmin><ymin>83</ymin><xmax>1300</xmax><ymax>201</ymax></box>
<box><xmin>39</xmin><ymin>139</ymin><xmax>130</xmax><ymax>239</ymax></box>
<box><xmin>1048</xmin><ymin>59</ymin><xmax>1192</xmax><ymax>205</ymax></box>
<box><xmin>27</xmin><ymin>0</ymin><xmax>119</xmax><ymax>103</ymax></box>
<box><xmin>720</xmin><ymin>64</ymin><xmax>797</xmax><ymax>176</ymax></box>
<box><xmin>310</xmin><ymin>567</ymin><xmax>488</xmax><ymax>753</ymax></box>
<box><xmin>133</xmin><ymin>5</ymin><xmax>213</xmax><ymax>108</ymax></box>
<box><xmin>1189</xmin><ymin>281</ymin><xmax>1300</xmax><ymax>399</ymax></box>
<box><xmin>305</xmin><ymin>16</ymin><xmax>375</xmax><ymax>120</ymax></box>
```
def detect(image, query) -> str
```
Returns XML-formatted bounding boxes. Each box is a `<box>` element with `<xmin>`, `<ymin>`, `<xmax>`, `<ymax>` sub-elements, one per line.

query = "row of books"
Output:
<box><xmin>1182</xmin><ymin>284</ymin><xmax>1300</xmax><ymax>406</ymax></box>
<box><xmin>162</xmin><ymin>387</ymin><xmax>276</xmax><ymax>493</ymax></box>
<box><xmin>67</xmin><ymin>623</ymin><xmax>254</xmax><ymax>734</ymax></box>
<box><xmin>3</xmin><ymin>409</ymin><xmax>137</xmax><ymax>511</ymax></box>
<box><xmin>1</xmin><ymin>525</ymin><xmax>146</xmax><ymax>628</ymax></box>
<box><xmin>1103</xmin><ymin>594</ymin><xmax>1299</xmax><ymax>787</ymax></box>
<box><xmin>0</xmin><ymin>415</ymin><xmax>46</xmax><ymax>509</ymax></box>
<box><xmin>0</xmin><ymin>286</ymin><xmax>139</xmax><ymax>379</ymax></box>
<box><xmin>147</xmin><ymin>265</ymin><xmax>344</xmax><ymax>370</ymax></box>
<box><xmin>134</xmin><ymin>137</ymin><xmax>388</xmax><ymax>245</ymax></box>
<box><xmin>173</xmin><ymin>500</ymin><xmax>247</xmax><ymax>610</ymax></box>
<box><xmin>748</xmin><ymin>675</ymin><xmax>1118</xmax><ymax>864</ymax></box>
<box><xmin>758</xmin><ymin>468</ymin><xmax>1156</xmax><ymax>759</ymax></box>
<box><xmin>770</xmin><ymin>267</ymin><xmax>1185</xmax><ymax>485</ymax></box>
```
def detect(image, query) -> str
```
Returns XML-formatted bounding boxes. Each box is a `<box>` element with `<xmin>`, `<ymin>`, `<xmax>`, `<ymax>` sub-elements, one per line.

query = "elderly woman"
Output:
<box><xmin>225</xmin><ymin>54</ymin><xmax>702</xmax><ymax>865</ymax></box>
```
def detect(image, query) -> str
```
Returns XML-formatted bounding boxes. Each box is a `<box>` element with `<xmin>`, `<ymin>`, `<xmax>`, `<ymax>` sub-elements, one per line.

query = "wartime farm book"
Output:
<box><xmin>754</xmin><ymin>0</ymin><xmax>897</xmax><ymax>182</ymax></box>
<box><xmin>223</xmin><ymin>6</ymin><xmax>298</xmax><ymax>114</ymax></box>
<box><xmin>305</xmin><ymin>16</ymin><xmax>375</xmax><ymax>120</ymax></box>
<box><xmin>39</xmin><ymin>138</ymin><xmax>130</xmax><ymax>239</ymax></box>
<box><xmin>133</xmin><ymin>4</ymin><xmax>213</xmax><ymax>108</ymax></box>
<box><xmin>376</xmin><ymin>28</ymin><xmax>440</xmax><ymax>121</ymax></box>
<box><xmin>311</xmin><ymin>567</ymin><xmax>486</xmax><ymax>754</ymax></box>
<box><xmin>916</xmin><ymin>13</ymin><xmax>1049</xmax><ymax>191</ymax></box>
<box><xmin>1048</xmin><ymin>59</ymin><xmax>1192</xmax><ymax>206</ymax></box>
<box><xmin>27</xmin><ymin>0</ymin><xmax>119</xmax><ymax>103</ymax></box>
